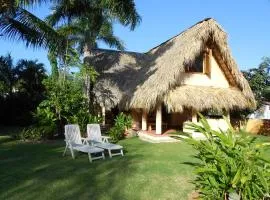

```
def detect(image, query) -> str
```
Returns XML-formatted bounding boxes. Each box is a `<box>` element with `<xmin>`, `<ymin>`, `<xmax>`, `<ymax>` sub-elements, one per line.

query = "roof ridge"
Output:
<box><xmin>92</xmin><ymin>48</ymin><xmax>144</xmax><ymax>55</ymax></box>
<box><xmin>146</xmin><ymin>17</ymin><xmax>218</xmax><ymax>53</ymax></box>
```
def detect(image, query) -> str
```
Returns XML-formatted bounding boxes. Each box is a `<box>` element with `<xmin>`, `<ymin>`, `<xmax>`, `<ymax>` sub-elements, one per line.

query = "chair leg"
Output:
<box><xmin>120</xmin><ymin>149</ymin><xmax>124</xmax><ymax>156</ymax></box>
<box><xmin>108</xmin><ymin>150</ymin><xmax>112</xmax><ymax>158</ymax></box>
<box><xmin>102</xmin><ymin>152</ymin><xmax>105</xmax><ymax>160</ymax></box>
<box><xmin>63</xmin><ymin>144</ymin><xmax>68</xmax><ymax>156</ymax></box>
<box><xmin>88</xmin><ymin>153</ymin><xmax>92</xmax><ymax>163</ymax></box>
<box><xmin>70</xmin><ymin>148</ymin><xmax>75</xmax><ymax>159</ymax></box>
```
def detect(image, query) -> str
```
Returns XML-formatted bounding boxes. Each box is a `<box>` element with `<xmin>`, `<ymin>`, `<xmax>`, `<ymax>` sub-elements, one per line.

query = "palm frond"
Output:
<box><xmin>46</xmin><ymin>0</ymin><xmax>96</xmax><ymax>26</ymax></box>
<box><xmin>0</xmin><ymin>8</ymin><xmax>66</xmax><ymax>53</ymax></box>
<box><xmin>98</xmin><ymin>21</ymin><xmax>124</xmax><ymax>50</ymax></box>
<box><xmin>100</xmin><ymin>0</ymin><xmax>141</xmax><ymax>30</ymax></box>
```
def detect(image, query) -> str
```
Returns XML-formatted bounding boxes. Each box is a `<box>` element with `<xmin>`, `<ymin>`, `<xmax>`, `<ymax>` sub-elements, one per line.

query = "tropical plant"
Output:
<box><xmin>242</xmin><ymin>57</ymin><xmax>270</xmax><ymax>105</ymax></box>
<box><xmin>36</xmin><ymin>73</ymin><xmax>103</xmax><ymax>136</ymax></box>
<box><xmin>0</xmin><ymin>0</ymin><xmax>65</xmax><ymax>52</ymax></box>
<box><xmin>114</xmin><ymin>112</ymin><xmax>133</xmax><ymax>131</ymax></box>
<box><xmin>67</xmin><ymin>109</ymin><xmax>102</xmax><ymax>134</ymax></box>
<box><xmin>108</xmin><ymin>112</ymin><xmax>132</xmax><ymax>142</ymax></box>
<box><xmin>0</xmin><ymin>53</ymin><xmax>16</xmax><ymax>95</ymax></box>
<box><xmin>15</xmin><ymin>59</ymin><xmax>47</xmax><ymax>99</ymax></box>
<box><xmin>46</xmin><ymin>0</ymin><xmax>141</xmax><ymax>104</ymax></box>
<box><xmin>0</xmin><ymin>54</ymin><xmax>47</xmax><ymax>125</ymax></box>
<box><xmin>185</xmin><ymin>114</ymin><xmax>270</xmax><ymax>200</ymax></box>
<box><xmin>262</xmin><ymin>86</ymin><xmax>270</xmax><ymax>101</ymax></box>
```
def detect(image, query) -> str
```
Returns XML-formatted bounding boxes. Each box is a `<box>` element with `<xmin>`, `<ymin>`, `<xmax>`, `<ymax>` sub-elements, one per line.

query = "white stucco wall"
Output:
<box><xmin>180</xmin><ymin>55</ymin><xmax>230</xmax><ymax>88</ymax></box>
<box><xmin>183</xmin><ymin>118</ymin><xmax>229</xmax><ymax>140</ymax></box>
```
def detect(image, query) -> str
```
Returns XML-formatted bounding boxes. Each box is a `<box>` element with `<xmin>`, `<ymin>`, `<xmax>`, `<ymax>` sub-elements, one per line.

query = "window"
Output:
<box><xmin>185</xmin><ymin>48</ymin><xmax>212</xmax><ymax>75</ymax></box>
<box><xmin>185</xmin><ymin>54</ymin><xmax>204</xmax><ymax>73</ymax></box>
<box><xmin>202</xmin><ymin>109</ymin><xmax>224</xmax><ymax>119</ymax></box>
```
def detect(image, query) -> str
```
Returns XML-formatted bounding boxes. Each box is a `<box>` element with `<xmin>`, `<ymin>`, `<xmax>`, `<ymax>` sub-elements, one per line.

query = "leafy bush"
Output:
<box><xmin>114</xmin><ymin>112</ymin><xmax>132</xmax><ymax>130</ymax></box>
<box><xmin>67</xmin><ymin>109</ymin><xmax>102</xmax><ymax>134</ymax></box>
<box><xmin>185</xmin><ymin>114</ymin><xmax>270</xmax><ymax>200</ymax></box>
<box><xmin>108</xmin><ymin>126</ymin><xmax>125</xmax><ymax>143</ymax></box>
<box><xmin>19</xmin><ymin>125</ymin><xmax>55</xmax><ymax>141</ymax></box>
<box><xmin>109</xmin><ymin>112</ymin><xmax>133</xmax><ymax>142</ymax></box>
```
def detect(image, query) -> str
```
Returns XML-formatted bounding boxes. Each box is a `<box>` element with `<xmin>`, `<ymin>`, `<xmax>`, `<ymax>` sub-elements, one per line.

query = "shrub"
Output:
<box><xmin>109</xmin><ymin>112</ymin><xmax>133</xmax><ymax>142</ymax></box>
<box><xmin>108</xmin><ymin>126</ymin><xmax>125</xmax><ymax>143</ymax></box>
<box><xmin>185</xmin><ymin>114</ymin><xmax>270</xmax><ymax>200</ymax></box>
<box><xmin>19</xmin><ymin>125</ymin><xmax>55</xmax><ymax>141</ymax></box>
<box><xmin>67</xmin><ymin>109</ymin><xmax>102</xmax><ymax>134</ymax></box>
<box><xmin>114</xmin><ymin>112</ymin><xmax>133</xmax><ymax>130</ymax></box>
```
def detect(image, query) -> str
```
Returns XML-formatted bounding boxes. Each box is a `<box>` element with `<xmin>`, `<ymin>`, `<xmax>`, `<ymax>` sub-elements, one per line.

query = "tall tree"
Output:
<box><xmin>0</xmin><ymin>0</ymin><xmax>65</xmax><ymax>52</ymax></box>
<box><xmin>46</xmin><ymin>0</ymin><xmax>141</xmax><ymax>110</ymax></box>
<box><xmin>0</xmin><ymin>54</ymin><xmax>47</xmax><ymax>125</ymax></box>
<box><xmin>242</xmin><ymin>57</ymin><xmax>270</xmax><ymax>105</ymax></box>
<box><xmin>262</xmin><ymin>86</ymin><xmax>270</xmax><ymax>102</ymax></box>
<box><xmin>52</xmin><ymin>17</ymin><xmax>124</xmax><ymax>106</ymax></box>
<box><xmin>0</xmin><ymin>53</ymin><xmax>16</xmax><ymax>95</ymax></box>
<box><xmin>46</xmin><ymin>0</ymin><xmax>140</xmax><ymax>57</ymax></box>
<box><xmin>15</xmin><ymin>59</ymin><xmax>47</xmax><ymax>100</ymax></box>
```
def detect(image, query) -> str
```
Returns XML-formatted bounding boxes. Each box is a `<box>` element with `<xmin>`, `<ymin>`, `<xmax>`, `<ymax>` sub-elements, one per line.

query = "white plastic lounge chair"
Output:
<box><xmin>63</xmin><ymin>124</ymin><xmax>105</xmax><ymax>162</ymax></box>
<box><xmin>87</xmin><ymin>124</ymin><xmax>124</xmax><ymax>158</ymax></box>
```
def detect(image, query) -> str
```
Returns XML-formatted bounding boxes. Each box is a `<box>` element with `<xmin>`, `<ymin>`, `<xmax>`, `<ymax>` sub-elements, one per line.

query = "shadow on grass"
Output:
<box><xmin>0</xmin><ymin>138</ymin><xmax>141</xmax><ymax>200</ymax></box>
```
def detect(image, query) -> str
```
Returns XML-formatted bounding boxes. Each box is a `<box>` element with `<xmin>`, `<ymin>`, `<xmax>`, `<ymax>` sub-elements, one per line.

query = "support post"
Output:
<box><xmin>225</xmin><ymin>111</ymin><xmax>230</xmax><ymax>122</ymax></box>
<box><xmin>192</xmin><ymin>109</ymin><xmax>197</xmax><ymax>123</ymax></box>
<box><xmin>102</xmin><ymin>106</ymin><xmax>106</xmax><ymax>125</ymax></box>
<box><xmin>156</xmin><ymin>104</ymin><xmax>162</xmax><ymax>134</ymax></box>
<box><xmin>142</xmin><ymin>109</ymin><xmax>147</xmax><ymax>131</ymax></box>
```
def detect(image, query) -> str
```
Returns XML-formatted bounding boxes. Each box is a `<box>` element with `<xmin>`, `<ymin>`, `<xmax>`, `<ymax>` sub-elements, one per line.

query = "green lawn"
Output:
<box><xmin>0</xmin><ymin>135</ymin><xmax>197</xmax><ymax>200</ymax></box>
<box><xmin>1</xmin><ymin>130</ymin><xmax>269</xmax><ymax>200</ymax></box>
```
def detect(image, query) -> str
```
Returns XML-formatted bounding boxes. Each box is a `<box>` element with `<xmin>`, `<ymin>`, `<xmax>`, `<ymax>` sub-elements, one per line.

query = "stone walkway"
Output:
<box><xmin>137</xmin><ymin>131</ymin><xmax>181</xmax><ymax>143</ymax></box>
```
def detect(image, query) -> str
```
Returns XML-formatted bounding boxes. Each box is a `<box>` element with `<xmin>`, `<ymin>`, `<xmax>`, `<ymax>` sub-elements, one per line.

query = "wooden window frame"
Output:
<box><xmin>203</xmin><ymin>48</ymin><xmax>212</xmax><ymax>76</ymax></box>
<box><xmin>185</xmin><ymin>48</ymin><xmax>212</xmax><ymax>75</ymax></box>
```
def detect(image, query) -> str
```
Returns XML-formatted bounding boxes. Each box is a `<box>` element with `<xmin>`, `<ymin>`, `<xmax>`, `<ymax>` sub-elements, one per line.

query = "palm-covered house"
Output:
<box><xmin>85</xmin><ymin>18</ymin><xmax>256</xmax><ymax>134</ymax></box>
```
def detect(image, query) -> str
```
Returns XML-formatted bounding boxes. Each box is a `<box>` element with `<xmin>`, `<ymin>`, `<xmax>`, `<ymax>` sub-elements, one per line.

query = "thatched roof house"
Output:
<box><xmin>85</xmin><ymin>18</ymin><xmax>256</xmax><ymax>134</ymax></box>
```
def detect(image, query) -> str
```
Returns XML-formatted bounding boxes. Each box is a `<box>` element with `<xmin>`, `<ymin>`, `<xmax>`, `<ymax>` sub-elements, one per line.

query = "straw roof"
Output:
<box><xmin>88</xmin><ymin>18</ymin><xmax>256</xmax><ymax>113</ymax></box>
<box><xmin>164</xmin><ymin>86</ymin><xmax>251</xmax><ymax>113</ymax></box>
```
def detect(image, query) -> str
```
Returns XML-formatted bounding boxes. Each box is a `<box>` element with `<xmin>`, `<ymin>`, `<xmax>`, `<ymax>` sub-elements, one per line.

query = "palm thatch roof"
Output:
<box><xmin>164</xmin><ymin>86</ymin><xmax>251</xmax><ymax>113</ymax></box>
<box><xmin>87</xmin><ymin>18</ymin><xmax>256</xmax><ymax>113</ymax></box>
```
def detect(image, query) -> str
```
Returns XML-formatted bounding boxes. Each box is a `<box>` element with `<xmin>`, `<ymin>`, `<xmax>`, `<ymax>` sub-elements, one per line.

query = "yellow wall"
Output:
<box><xmin>180</xmin><ymin>55</ymin><xmax>230</xmax><ymax>88</ymax></box>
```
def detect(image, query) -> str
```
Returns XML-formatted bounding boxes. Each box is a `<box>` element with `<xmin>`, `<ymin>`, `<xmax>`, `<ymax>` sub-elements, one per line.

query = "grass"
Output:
<box><xmin>1</xmin><ymin>128</ymin><xmax>269</xmax><ymax>200</ymax></box>
<box><xmin>0</xmin><ymin>135</ymin><xmax>197</xmax><ymax>200</ymax></box>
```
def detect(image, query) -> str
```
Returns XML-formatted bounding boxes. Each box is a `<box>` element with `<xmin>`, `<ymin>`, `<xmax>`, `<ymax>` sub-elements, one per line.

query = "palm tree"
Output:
<box><xmin>0</xmin><ymin>0</ymin><xmax>66</xmax><ymax>52</ymax></box>
<box><xmin>55</xmin><ymin>17</ymin><xmax>125</xmax><ymax>108</ymax></box>
<box><xmin>1</xmin><ymin>0</ymin><xmax>140</xmax><ymax>53</ymax></box>
<box><xmin>46</xmin><ymin>0</ymin><xmax>141</xmax><ymax>56</ymax></box>
<box><xmin>46</xmin><ymin>0</ymin><xmax>140</xmax><ymax>109</ymax></box>
<box><xmin>0</xmin><ymin>54</ymin><xmax>47</xmax><ymax>97</ymax></box>
<box><xmin>0</xmin><ymin>54</ymin><xmax>16</xmax><ymax>95</ymax></box>
<box><xmin>15</xmin><ymin>59</ymin><xmax>47</xmax><ymax>99</ymax></box>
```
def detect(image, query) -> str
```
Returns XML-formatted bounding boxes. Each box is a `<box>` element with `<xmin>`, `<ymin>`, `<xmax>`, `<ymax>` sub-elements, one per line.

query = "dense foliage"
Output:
<box><xmin>242</xmin><ymin>57</ymin><xmax>270</xmax><ymax>105</ymax></box>
<box><xmin>109</xmin><ymin>112</ymin><xmax>132</xmax><ymax>142</ymax></box>
<box><xmin>185</xmin><ymin>114</ymin><xmax>270</xmax><ymax>200</ymax></box>
<box><xmin>0</xmin><ymin>54</ymin><xmax>47</xmax><ymax>125</ymax></box>
<box><xmin>0</xmin><ymin>0</ymin><xmax>141</xmax><ymax>140</ymax></box>
<box><xmin>0</xmin><ymin>0</ymin><xmax>140</xmax><ymax>55</ymax></box>
<box><xmin>262</xmin><ymin>86</ymin><xmax>270</xmax><ymax>101</ymax></box>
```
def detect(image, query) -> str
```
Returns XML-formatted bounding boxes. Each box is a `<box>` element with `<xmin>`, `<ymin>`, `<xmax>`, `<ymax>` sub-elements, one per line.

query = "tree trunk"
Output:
<box><xmin>83</xmin><ymin>44</ymin><xmax>95</xmax><ymax>113</ymax></box>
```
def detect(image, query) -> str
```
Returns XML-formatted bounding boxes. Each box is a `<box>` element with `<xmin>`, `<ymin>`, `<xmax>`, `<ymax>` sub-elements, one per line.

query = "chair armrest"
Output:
<box><xmin>81</xmin><ymin>137</ymin><xmax>89</xmax><ymax>145</ymax></box>
<box><xmin>101</xmin><ymin>136</ymin><xmax>111</xmax><ymax>139</ymax></box>
<box><xmin>101</xmin><ymin>136</ymin><xmax>111</xmax><ymax>143</ymax></box>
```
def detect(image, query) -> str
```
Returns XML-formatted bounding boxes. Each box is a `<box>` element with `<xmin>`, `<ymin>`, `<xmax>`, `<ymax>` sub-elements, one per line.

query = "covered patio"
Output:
<box><xmin>140</xmin><ymin>105</ymin><xmax>197</xmax><ymax>134</ymax></box>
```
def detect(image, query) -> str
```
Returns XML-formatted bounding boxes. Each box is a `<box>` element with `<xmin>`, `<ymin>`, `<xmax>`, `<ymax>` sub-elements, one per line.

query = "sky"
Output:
<box><xmin>1</xmin><ymin>0</ymin><xmax>270</xmax><ymax>73</ymax></box>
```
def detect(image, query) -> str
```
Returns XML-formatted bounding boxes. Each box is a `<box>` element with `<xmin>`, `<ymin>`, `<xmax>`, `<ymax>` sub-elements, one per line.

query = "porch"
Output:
<box><xmin>131</xmin><ymin>105</ymin><xmax>230</xmax><ymax>136</ymax></box>
<box><xmin>131</xmin><ymin>105</ymin><xmax>198</xmax><ymax>135</ymax></box>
